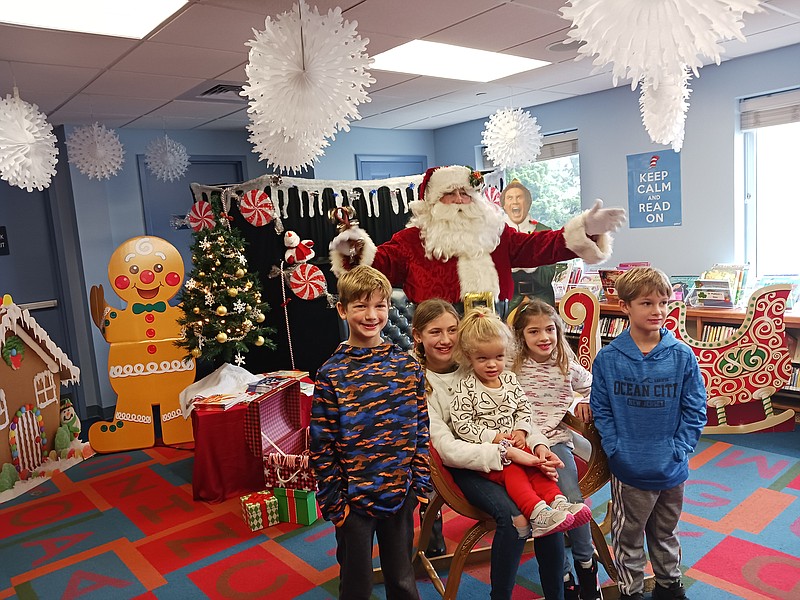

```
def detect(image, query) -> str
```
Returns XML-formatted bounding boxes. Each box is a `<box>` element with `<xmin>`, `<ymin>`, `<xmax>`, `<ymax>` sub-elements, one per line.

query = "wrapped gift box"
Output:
<box><xmin>273</xmin><ymin>487</ymin><xmax>318</xmax><ymax>525</ymax></box>
<box><xmin>241</xmin><ymin>490</ymin><xmax>279</xmax><ymax>531</ymax></box>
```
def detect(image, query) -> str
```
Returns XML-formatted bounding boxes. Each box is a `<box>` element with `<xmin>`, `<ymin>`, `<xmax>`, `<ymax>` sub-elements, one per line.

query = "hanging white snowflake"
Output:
<box><xmin>234</xmin><ymin>352</ymin><xmax>246</xmax><ymax>367</ymax></box>
<box><xmin>639</xmin><ymin>69</ymin><xmax>692</xmax><ymax>151</ymax></box>
<box><xmin>199</xmin><ymin>238</ymin><xmax>212</xmax><ymax>251</ymax></box>
<box><xmin>205</xmin><ymin>291</ymin><xmax>214</xmax><ymax>306</ymax></box>
<box><xmin>233</xmin><ymin>299</ymin><xmax>247</xmax><ymax>313</ymax></box>
<box><xmin>241</xmin><ymin>0</ymin><xmax>374</xmax><ymax>172</ymax></box>
<box><xmin>144</xmin><ymin>134</ymin><xmax>189</xmax><ymax>182</ymax></box>
<box><xmin>481</xmin><ymin>108</ymin><xmax>543</xmax><ymax>170</ymax></box>
<box><xmin>0</xmin><ymin>89</ymin><xmax>58</xmax><ymax>191</ymax></box>
<box><xmin>66</xmin><ymin>122</ymin><xmax>125</xmax><ymax>180</ymax></box>
<box><xmin>560</xmin><ymin>0</ymin><xmax>762</xmax><ymax>90</ymax></box>
<box><xmin>185</xmin><ymin>278</ymin><xmax>197</xmax><ymax>290</ymax></box>
<box><xmin>246</xmin><ymin>126</ymin><xmax>329</xmax><ymax>175</ymax></box>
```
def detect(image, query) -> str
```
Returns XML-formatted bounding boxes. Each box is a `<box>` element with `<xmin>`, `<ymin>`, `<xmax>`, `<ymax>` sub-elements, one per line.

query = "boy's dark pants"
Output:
<box><xmin>610</xmin><ymin>476</ymin><xmax>684</xmax><ymax>596</ymax></box>
<box><xmin>335</xmin><ymin>492</ymin><xmax>419</xmax><ymax>600</ymax></box>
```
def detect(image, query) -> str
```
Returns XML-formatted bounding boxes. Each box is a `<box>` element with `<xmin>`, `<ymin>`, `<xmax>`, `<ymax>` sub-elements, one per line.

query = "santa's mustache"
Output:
<box><xmin>429</xmin><ymin>201</ymin><xmax>484</xmax><ymax>222</ymax></box>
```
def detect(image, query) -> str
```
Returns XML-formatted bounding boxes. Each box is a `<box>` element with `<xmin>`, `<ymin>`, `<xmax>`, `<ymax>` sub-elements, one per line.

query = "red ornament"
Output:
<box><xmin>239</xmin><ymin>190</ymin><xmax>275</xmax><ymax>226</ymax></box>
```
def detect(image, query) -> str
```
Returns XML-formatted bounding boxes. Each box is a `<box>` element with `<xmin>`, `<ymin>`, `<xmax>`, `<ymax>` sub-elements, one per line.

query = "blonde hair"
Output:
<box><xmin>411</xmin><ymin>299</ymin><xmax>460</xmax><ymax>369</ymax></box>
<box><xmin>615</xmin><ymin>266</ymin><xmax>671</xmax><ymax>303</ymax></box>
<box><xmin>510</xmin><ymin>299</ymin><xmax>574</xmax><ymax>376</ymax></box>
<box><xmin>336</xmin><ymin>265</ymin><xmax>391</xmax><ymax>308</ymax></box>
<box><xmin>455</xmin><ymin>306</ymin><xmax>516</xmax><ymax>370</ymax></box>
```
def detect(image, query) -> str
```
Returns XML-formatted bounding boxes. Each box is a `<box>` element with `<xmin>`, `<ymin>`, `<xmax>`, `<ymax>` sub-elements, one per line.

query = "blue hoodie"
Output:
<box><xmin>590</xmin><ymin>328</ymin><xmax>707</xmax><ymax>490</ymax></box>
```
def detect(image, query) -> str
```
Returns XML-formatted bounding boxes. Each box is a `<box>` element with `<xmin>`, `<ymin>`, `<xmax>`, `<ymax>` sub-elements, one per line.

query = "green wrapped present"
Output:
<box><xmin>273</xmin><ymin>487</ymin><xmax>318</xmax><ymax>525</ymax></box>
<box><xmin>241</xmin><ymin>490</ymin><xmax>279</xmax><ymax>531</ymax></box>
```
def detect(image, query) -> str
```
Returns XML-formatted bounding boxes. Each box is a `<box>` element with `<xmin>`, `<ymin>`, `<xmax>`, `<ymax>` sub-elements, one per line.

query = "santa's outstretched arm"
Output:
<box><xmin>563</xmin><ymin>199</ymin><xmax>625</xmax><ymax>263</ymax></box>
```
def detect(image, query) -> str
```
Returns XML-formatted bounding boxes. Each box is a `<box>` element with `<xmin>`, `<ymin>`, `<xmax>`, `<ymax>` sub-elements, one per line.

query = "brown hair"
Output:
<box><xmin>455</xmin><ymin>306</ymin><xmax>516</xmax><ymax>370</ymax></box>
<box><xmin>500</xmin><ymin>180</ymin><xmax>532</xmax><ymax>211</ymax></box>
<box><xmin>615</xmin><ymin>266</ymin><xmax>671</xmax><ymax>303</ymax></box>
<box><xmin>411</xmin><ymin>299</ymin><xmax>460</xmax><ymax>368</ymax></box>
<box><xmin>510</xmin><ymin>299</ymin><xmax>574</xmax><ymax>376</ymax></box>
<box><xmin>336</xmin><ymin>265</ymin><xmax>391</xmax><ymax>308</ymax></box>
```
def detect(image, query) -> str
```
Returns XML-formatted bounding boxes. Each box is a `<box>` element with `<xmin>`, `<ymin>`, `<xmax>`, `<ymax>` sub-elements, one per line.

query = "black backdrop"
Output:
<box><xmin>194</xmin><ymin>185</ymin><xmax>414</xmax><ymax>379</ymax></box>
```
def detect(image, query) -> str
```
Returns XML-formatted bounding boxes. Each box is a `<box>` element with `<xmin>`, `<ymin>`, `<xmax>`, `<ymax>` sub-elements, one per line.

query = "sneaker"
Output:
<box><xmin>574</xmin><ymin>557</ymin><xmax>601</xmax><ymax>600</ymax></box>
<box><xmin>652</xmin><ymin>581</ymin><xmax>687</xmax><ymax>599</ymax></box>
<box><xmin>550</xmin><ymin>496</ymin><xmax>593</xmax><ymax>528</ymax></box>
<box><xmin>529</xmin><ymin>506</ymin><xmax>575</xmax><ymax>537</ymax></box>
<box><xmin>564</xmin><ymin>572</ymin><xmax>580</xmax><ymax>600</ymax></box>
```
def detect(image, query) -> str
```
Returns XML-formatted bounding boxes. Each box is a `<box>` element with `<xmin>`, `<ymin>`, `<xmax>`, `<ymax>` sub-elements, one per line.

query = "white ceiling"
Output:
<box><xmin>1</xmin><ymin>0</ymin><xmax>799</xmax><ymax>132</ymax></box>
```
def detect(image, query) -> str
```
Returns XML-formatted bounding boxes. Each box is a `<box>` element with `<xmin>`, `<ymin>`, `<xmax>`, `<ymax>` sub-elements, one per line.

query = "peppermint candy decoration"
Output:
<box><xmin>484</xmin><ymin>185</ymin><xmax>502</xmax><ymax>207</ymax></box>
<box><xmin>187</xmin><ymin>200</ymin><xmax>215</xmax><ymax>231</ymax></box>
<box><xmin>239</xmin><ymin>189</ymin><xmax>275</xmax><ymax>226</ymax></box>
<box><xmin>289</xmin><ymin>263</ymin><xmax>327</xmax><ymax>300</ymax></box>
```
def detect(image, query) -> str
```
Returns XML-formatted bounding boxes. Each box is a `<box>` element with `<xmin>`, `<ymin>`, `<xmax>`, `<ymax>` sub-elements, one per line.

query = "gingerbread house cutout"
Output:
<box><xmin>0</xmin><ymin>298</ymin><xmax>80</xmax><ymax>478</ymax></box>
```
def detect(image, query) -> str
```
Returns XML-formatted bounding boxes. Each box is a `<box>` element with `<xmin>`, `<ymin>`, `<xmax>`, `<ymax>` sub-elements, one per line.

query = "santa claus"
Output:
<box><xmin>329</xmin><ymin>165</ymin><xmax>624</xmax><ymax>307</ymax></box>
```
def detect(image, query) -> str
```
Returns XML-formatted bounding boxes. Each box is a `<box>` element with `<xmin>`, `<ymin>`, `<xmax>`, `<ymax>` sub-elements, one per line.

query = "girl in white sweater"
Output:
<box><xmin>511</xmin><ymin>299</ymin><xmax>601</xmax><ymax>600</ymax></box>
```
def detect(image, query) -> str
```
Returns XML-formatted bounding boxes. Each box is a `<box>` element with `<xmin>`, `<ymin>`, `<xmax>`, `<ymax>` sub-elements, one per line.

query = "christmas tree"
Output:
<box><xmin>178</xmin><ymin>194</ymin><xmax>275</xmax><ymax>366</ymax></box>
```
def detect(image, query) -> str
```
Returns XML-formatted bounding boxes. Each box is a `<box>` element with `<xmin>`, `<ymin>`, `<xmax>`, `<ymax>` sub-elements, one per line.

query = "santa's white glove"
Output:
<box><xmin>583</xmin><ymin>199</ymin><xmax>626</xmax><ymax>236</ymax></box>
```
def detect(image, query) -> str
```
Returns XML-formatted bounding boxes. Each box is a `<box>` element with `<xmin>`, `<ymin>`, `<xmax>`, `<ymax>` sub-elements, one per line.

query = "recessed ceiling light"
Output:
<box><xmin>0</xmin><ymin>0</ymin><xmax>188</xmax><ymax>39</ymax></box>
<box><xmin>371</xmin><ymin>40</ymin><xmax>550</xmax><ymax>83</ymax></box>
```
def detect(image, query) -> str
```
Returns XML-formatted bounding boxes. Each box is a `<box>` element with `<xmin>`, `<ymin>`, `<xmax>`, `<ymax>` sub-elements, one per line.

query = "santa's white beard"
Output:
<box><xmin>410</xmin><ymin>199</ymin><xmax>505</xmax><ymax>261</ymax></box>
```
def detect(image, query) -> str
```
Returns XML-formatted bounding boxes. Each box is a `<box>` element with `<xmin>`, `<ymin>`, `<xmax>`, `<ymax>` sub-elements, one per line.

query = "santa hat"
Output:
<box><xmin>418</xmin><ymin>165</ymin><xmax>484</xmax><ymax>203</ymax></box>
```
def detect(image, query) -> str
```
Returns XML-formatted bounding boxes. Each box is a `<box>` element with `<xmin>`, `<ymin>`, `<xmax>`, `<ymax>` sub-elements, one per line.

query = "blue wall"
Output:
<box><xmin>434</xmin><ymin>43</ymin><xmax>800</xmax><ymax>278</ymax></box>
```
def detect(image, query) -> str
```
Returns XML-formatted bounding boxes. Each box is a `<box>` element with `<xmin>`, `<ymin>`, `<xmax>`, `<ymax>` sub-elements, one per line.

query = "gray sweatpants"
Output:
<box><xmin>610</xmin><ymin>475</ymin><xmax>684</xmax><ymax>595</ymax></box>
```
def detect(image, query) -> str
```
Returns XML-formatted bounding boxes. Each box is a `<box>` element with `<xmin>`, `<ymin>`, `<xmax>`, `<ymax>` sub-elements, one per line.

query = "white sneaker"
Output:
<box><xmin>550</xmin><ymin>496</ymin><xmax>592</xmax><ymax>528</ymax></box>
<box><xmin>529</xmin><ymin>506</ymin><xmax>575</xmax><ymax>537</ymax></box>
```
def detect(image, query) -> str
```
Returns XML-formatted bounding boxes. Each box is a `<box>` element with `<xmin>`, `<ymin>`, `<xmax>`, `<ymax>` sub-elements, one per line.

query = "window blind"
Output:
<box><xmin>537</xmin><ymin>130</ymin><xmax>579</xmax><ymax>161</ymax></box>
<box><xmin>740</xmin><ymin>88</ymin><xmax>800</xmax><ymax>130</ymax></box>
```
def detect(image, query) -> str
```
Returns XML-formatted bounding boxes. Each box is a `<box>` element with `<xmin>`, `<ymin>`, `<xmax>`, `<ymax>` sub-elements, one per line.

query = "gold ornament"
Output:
<box><xmin>191</xmin><ymin>347</ymin><xmax>202</xmax><ymax>358</ymax></box>
<box><xmin>255</xmin><ymin>335</ymin><xmax>265</xmax><ymax>346</ymax></box>
<box><xmin>235</xmin><ymin>268</ymin><xmax>245</xmax><ymax>278</ymax></box>
<box><xmin>245</xmin><ymin>281</ymin><xmax>253</xmax><ymax>290</ymax></box>
<box><xmin>216</xmin><ymin>332</ymin><xmax>228</xmax><ymax>343</ymax></box>
<box><xmin>218</xmin><ymin>236</ymin><xmax>225</xmax><ymax>243</ymax></box>
<box><xmin>256</xmin><ymin>313</ymin><xmax>265</xmax><ymax>323</ymax></box>
<box><xmin>243</xmin><ymin>319</ymin><xmax>252</xmax><ymax>328</ymax></box>
<box><xmin>227</xmin><ymin>288</ymin><xmax>238</xmax><ymax>297</ymax></box>
<box><xmin>215</xmin><ymin>260</ymin><xmax>221</xmax><ymax>266</ymax></box>
<box><xmin>192</xmin><ymin>307</ymin><xmax>200</xmax><ymax>314</ymax></box>
<box><xmin>199</xmin><ymin>271</ymin><xmax>206</xmax><ymax>277</ymax></box>
<box><xmin>216</xmin><ymin>305</ymin><xmax>228</xmax><ymax>316</ymax></box>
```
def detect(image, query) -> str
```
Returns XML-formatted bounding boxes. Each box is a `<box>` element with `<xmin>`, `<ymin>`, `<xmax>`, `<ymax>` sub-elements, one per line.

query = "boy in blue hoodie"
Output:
<box><xmin>310</xmin><ymin>265</ymin><xmax>431</xmax><ymax>600</ymax></box>
<box><xmin>590</xmin><ymin>267</ymin><xmax>706</xmax><ymax>600</ymax></box>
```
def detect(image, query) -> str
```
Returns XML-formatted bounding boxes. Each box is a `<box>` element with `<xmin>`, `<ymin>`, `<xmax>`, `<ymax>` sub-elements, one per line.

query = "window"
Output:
<box><xmin>505</xmin><ymin>131</ymin><xmax>580</xmax><ymax>229</ymax></box>
<box><xmin>34</xmin><ymin>370</ymin><xmax>58</xmax><ymax>409</ymax></box>
<box><xmin>741</xmin><ymin>90</ymin><xmax>800</xmax><ymax>277</ymax></box>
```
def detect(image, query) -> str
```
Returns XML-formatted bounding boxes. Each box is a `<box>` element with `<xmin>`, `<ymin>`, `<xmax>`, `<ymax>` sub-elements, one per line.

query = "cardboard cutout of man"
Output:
<box><xmin>329</xmin><ymin>165</ymin><xmax>625</xmax><ymax>311</ymax></box>
<box><xmin>501</xmin><ymin>180</ymin><xmax>557</xmax><ymax>309</ymax></box>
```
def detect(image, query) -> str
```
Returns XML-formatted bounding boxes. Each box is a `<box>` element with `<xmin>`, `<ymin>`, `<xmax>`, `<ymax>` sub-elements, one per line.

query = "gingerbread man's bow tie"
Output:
<box><xmin>132</xmin><ymin>301</ymin><xmax>167</xmax><ymax>314</ymax></box>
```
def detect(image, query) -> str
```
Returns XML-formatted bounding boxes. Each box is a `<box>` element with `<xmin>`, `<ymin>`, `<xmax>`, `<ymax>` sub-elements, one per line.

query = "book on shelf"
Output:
<box><xmin>687</xmin><ymin>278</ymin><xmax>735</xmax><ymax>308</ymax></box>
<box><xmin>670</xmin><ymin>275</ymin><xmax>699</xmax><ymax>302</ymax></box>
<box><xmin>701</xmin><ymin>263</ymin><xmax>749</xmax><ymax>305</ymax></box>
<box><xmin>746</xmin><ymin>274</ymin><xmax>800</xmax><ymax>309</ymax></box>
<box><xmin>193</xmin><ymin>391</ymin><xmax>256</xmax><ymax>411</ymax></box>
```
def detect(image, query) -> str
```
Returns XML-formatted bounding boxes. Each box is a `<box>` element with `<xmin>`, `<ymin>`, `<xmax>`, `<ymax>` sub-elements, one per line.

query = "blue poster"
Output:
<box><xmin>626</xmin><ymin>151</ymin><xmax>682</xmax><ymax>228</ymax></box>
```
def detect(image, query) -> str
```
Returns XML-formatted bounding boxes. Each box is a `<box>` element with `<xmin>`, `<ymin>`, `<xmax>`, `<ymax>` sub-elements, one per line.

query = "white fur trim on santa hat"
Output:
<box><xmin>328</xmin><ymin>227</ymin><xmax>378</xmax><ymax>278</ymax></box>
<box><xmin>424</xmin><ymin>165</ymin><xmax>482</xmax><ymax>204</ymax></box>
<box><xmin>563</xmin><ymin>213</ymin><xmax>612</xmax><ymax>264</ymax></box>
<box><xmin>457</xmin><ymin>254</ymin><xmax>500</xmax><ymax>300</ymax></box>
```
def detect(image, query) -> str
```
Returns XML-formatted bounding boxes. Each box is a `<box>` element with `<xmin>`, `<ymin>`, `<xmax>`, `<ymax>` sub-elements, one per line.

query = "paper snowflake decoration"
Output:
<box><xmin>66</xmin><ymin>122</ymin><xmax>125</xmax><ymax>180</ymax></box>
<box><xmin>481</xmin><ymin>108</ymin><xmax>543</xmax><ymax>170</ymax></box>
<box><xmin>144</xmin><ymin>135</ymin><xmax>189</xmax><ymax>182</ymax></box>
<box><xmin>234</xmin><ymin>352</ymin><xmax>246</xmax><ymax>367</ymax></box>
<box><xmin>639</xmin><ymin>69</ymin><xmax>692</xmax><ymax>151</ymax></box>
<box><xmin>199</xmin><ymin>239</ymin><xmax>212</xmax><ymax>251</ymax></box>
<box><xmin>560</xmin><ymin>0</ymin><xmax>762</xmax><ymax>90</ymax></box>
<box><xmin>233</xmin><ymin>299</ymin><xmax>246</xmax><ymax>313</ymax></box>
<box><xmin>184</xmin><ymin>278</ymin><xmax>197</xmax><ymax>290</ymax></box>
<box><xmin>241</xmin><ymin>0</ymin><xmax>374</xmax><ymax>173</ymax></box>
<box><xmin>0</xmin><ymin>90</ymin><xmax>59</xmax><ymax>191</ymax></box>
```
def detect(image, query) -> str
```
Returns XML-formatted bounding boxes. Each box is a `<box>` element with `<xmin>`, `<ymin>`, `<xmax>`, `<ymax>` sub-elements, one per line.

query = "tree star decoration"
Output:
<box><xmin>639</xmin><ymin>69</ymin><xmax>692</xmax><ymax>151</ymax></box>
<box><xmin>241</xmin><ymin>0</ymin><xmax>374</xmax><ymax>173</ymax></box>
<box><xmin>66</xmin><ymin>122</ymin><xmax>125</xmax><ymax>180</ymax></box>
<box><xmin>144</xmin><ymin>134</ymin><xmax>190</xmax><ymax>182</ymax></box>
<box><xmin>481</xmin><ymin>108</ymin><xmax>543</xmax><ymax>170</ymax></box>
<box><xmin>0</xmin><ymin>89</ymin><xmax>59</xmax><ymax>191</ymax></box>
<box><xmin>560</xmin><ymin>0</ymin><xmax>762</xmax><ymax>90</ymax></box>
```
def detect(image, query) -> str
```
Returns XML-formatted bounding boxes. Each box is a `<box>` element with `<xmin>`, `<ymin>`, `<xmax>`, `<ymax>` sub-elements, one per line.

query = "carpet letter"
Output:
<box><xmin>684</xmin><ymin>480</ymin><xmax>731</xmax><ymax>508</ymax></box>
<box><xmin>165</xmin><ymin>522</ymin><xmax>239</xmax><ymax>559</ymax></box>
<box><xmin>23</xmin><ymin>532</ymin><xmax>93</xmax><ymax>567</ymax></box>
<box><xmin>138</xmin><ymin>494</ymin><xmax>194</xmax><ymax>524</ymax></box>
<box><xmin>741</xmin><ymin>554</ymin><xmax>800</xmax><ymax>598</ymax></box>
<box><xmin>62</xmin><ymin>569</ymin><xmax>131</xmax><ymax>599</ymax></box>
<box><xmin>716</xmin><ymin>450</ymin><xmax>790</xmax><ymax>479</ymax></box>
<box><xmin>217</xmin><ymin>559</ymin><xmax>286</xmax><ymax>598</ymax></box>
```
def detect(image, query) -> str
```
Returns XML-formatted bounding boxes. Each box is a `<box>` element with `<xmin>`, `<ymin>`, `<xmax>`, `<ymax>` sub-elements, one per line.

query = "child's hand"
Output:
<box><xmin>533</xmin><ymin>444</ymin><xmax>564</xmax><ymax>481</ymax></box>
<box><xmin>574</xmin><ymin>401</ymin><xmax>592</xmax><ymax>423</ymax></box>
<box><xmin>510</xmin><ymin>429</ymin><xmax>527</xmax><ymax>449</ymax></box>
<box><xmin>507</xmin><ymin>446</ymin><xmax>544</xmax><ymax>467</ymax></box>
<box><xmin>492</xmin><ymin>432</ymin><xmax>512</xmax><ymax>444</ymax></box>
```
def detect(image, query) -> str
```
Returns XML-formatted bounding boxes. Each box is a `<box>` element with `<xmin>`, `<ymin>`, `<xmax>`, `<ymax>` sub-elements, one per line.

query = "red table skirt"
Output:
<box><xmin>191</xmin><ymin>404</ymin><xmax>265</xmax><ymax>503</ymax></box>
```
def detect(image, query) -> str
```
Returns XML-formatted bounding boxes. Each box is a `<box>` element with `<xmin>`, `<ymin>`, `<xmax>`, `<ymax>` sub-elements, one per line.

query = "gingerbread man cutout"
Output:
<box><xmin>89</xmin><ymin>236</ymin><xmax>195</xmax><ymax>452</ymax></box>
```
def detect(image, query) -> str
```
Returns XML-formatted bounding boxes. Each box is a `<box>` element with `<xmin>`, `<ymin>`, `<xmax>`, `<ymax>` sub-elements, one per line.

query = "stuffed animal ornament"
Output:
<box><xmin>284</xmin><ymin>231</ymin><xmax>315</xmax><ymax>265</ymax></box>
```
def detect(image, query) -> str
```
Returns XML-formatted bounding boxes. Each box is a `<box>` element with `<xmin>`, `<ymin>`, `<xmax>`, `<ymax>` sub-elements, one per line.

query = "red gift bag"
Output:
<box><xmin>244</xmin><ymin>380</ymin><xmax>318</xmax><ymax>491</ymax></box>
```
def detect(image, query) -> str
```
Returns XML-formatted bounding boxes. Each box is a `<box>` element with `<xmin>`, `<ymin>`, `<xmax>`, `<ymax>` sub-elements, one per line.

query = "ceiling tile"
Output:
<box><xmin>85</xmin><ymin>71</ymin><xmax>205</xmax><ymax>99</ymax></box>
<box><xmin>149</xmin><ymin>4</ymin><xmax>266</xmax><ymax>52</ymax></box>
<box><xmin>0</xmin><ymin>62</ymin><xmax>99</xmax><ymax>95</ymax></box>
<box><xmin>113</xmin><ymin>42</ymin><xmax>245</xmax><ymax>78</ymax></box>
<box><xmin>149</xmin><ymin>99</ymin><xmax>244</xmax><ymax>119</ymax></box>
<box><xmin>123</xmin><ymin>115</ymin><xmax>215</xmax><ymax>129</ymax></box>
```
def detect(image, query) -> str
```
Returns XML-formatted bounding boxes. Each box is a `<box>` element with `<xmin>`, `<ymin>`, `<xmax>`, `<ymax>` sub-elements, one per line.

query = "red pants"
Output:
<box><xmin>484</xmin><ymin>455</ymin><xmax>562</xmax><ymax>518</ymax></box>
